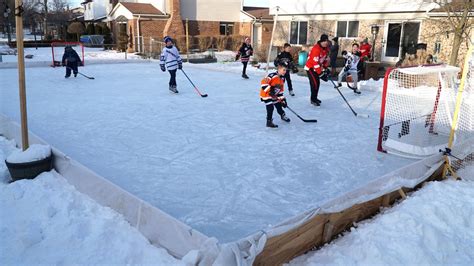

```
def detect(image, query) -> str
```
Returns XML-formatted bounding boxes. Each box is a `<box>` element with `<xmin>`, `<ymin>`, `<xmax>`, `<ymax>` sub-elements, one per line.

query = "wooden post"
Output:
<box><xmin>382</xmin><ymin>194</ymin><xmax>391</xmax><ymax>207</ymax></box>
<box><xmin>398</xmin><ymin>188</ymin><xmax>407</xmax><ymax>199</ymax></box>
<box><xmin>15</xmin><ymin>0</ymin><xmax>29</xmax><ymax>150</ymax></box>
<box><xmin>322</xmin><ymin>221</ymin><xmax>335</xmax><ymax>243</ymax></box>
<box><xmin>185</xmin><ymin>18</ymin><xmax>189</xmax><ymax>63</ymax></box>
<box><xmin>265</xmin><ymin>6</ymin><xmax>279</xmax><ymax>74</ymax></box>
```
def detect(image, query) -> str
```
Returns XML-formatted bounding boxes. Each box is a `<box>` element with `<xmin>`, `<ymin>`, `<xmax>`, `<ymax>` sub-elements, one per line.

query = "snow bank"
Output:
<box><xmin>0</xmin><ymin>136</ymin><xmax>183</xmax><ymax>265</ymax></box>
<box><xmin>359</xmin><ymin>78</ymin><xmax>384</xmax><ymax>92</ymax></box>
<box><xmin>6</xmin><ymin>144</ymin><xmax>51</xmax><ymax>163</ymax></box>
<box><xmin>288</xmin><ymin>176</ymin><xmax>474</xmax><ymax>265</ymax></box>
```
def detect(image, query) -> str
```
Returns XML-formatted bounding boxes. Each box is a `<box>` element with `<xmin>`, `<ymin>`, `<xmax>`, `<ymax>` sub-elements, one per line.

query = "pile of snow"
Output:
<box><xmin>6</xmin><ymin>144</ymin><xmax>51</xmax><ymax>163</ymax></box>
<box><xmin>289</xmin><ymin>170</ymin><xmax>474</xmax><ymax>265</ymax></box>
<box><xmin>0</xmin><ymin>136</ymin><xmax>182</xmax><ymax>265</ymax></box>
<box><xmin>359</xmin><ymin>78</ymin><xmax>384</xmax><ymax>92</ymax></box>
<box><xmin>0</xmin><ymin>43</ymin><xmax>16</xmax><ymax>55</ymax></box>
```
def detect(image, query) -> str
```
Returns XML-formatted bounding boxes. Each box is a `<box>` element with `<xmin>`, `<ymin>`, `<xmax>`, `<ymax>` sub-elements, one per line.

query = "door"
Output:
<box><xmin>382</xmin><ymin>21</ymin><xmax>420</xmax><ymax>63</ymax></box>
<box><xmin>253</xmin><ymin>23</ymin><xmax>262</xmax><ymax>48</ymax></box>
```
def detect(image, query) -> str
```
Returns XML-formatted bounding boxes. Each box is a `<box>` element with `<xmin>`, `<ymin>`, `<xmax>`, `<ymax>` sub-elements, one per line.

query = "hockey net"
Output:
<box><xmin>443</xmin><ymin>47</ymin><xmax>474</xmax><ymax>179</ymax></box>
<box><xmin>51</xmin><ymin>42</ymin><xmax>85</xmax><ymax>67</ymax></box>
<box><xmin>377</xmin><ymin>64</ymin><xmax>463</xmax><ymax>158</ymax></box>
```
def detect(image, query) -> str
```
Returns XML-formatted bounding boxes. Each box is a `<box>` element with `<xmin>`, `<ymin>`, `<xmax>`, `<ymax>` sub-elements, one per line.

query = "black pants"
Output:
<box><xmin>307</xmin><ymin>69</ymin><xmax>321</xmax><ymax>102</ymax></box>
<box><xmin>266</xmin><ymin>102</ymin><xmax>285</xmax><ymax>120</ymax></box>
<box><xmin>284</xmin><ymin>71</ymin><xmax>293</xmax><ymax>91</ymax></box>
<box><xmin>169</xmin><ymin>69</ymin><xmax>177</xmax><ymax>86</ymax></box>
<box><xmin>66</xmin><ymin>62</ymin><xmax>78</xmax><ymax>77</ymax></box>
<box><xmin>242</xmin><ymin>61</ymin><xmax>248</xmax><ymax>75</ymax></box>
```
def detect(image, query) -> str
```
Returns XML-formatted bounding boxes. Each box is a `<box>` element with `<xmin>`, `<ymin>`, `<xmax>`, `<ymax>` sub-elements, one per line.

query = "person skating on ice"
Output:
<box><xmin>160</xmin><ymin>36</ymin><xmax>183</xmax><ymax>93</ymax></box>
<box><xmin>62</xmin><ymin>45</ymin><xmax>82</xmax><ymax>78</ymax></box>
<box><xmin>274</xmin><ymin>43</ymin><xmax>298</xmax><ymax>96</ymax></box>
<box><xmin>236</xmin><ymin>37</ymin><xmax>253</xmax><ymax>79</ymax></box>
<box><xmin>260</xmin><ymin>62</ymin><xmax>291</xmax><ymax>128</ymax></box>
<box><xmin>304</xmin><ymin>34</ymin><xmax>330</xmax><ymax>106</ymax></box>
<box><xmin>337</xmin><ymin>43</ymin><xmax>362</xmax><ymax>94</ymax></box>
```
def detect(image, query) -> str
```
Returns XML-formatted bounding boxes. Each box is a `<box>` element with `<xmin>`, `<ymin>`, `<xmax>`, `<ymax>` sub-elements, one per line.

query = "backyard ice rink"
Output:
<box><xmin>0</xmin><ymin>50</ymin><xmax>414</xmax><ymax>242</ymax></box>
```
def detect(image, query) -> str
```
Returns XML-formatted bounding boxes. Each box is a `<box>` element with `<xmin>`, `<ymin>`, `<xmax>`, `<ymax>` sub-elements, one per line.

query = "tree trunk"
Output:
<box><xmin>43</xmin><ymin>0</ymin><xmax>48</xmax><ymax>38</ymax></box>
<box><xmin>449</xmin><ymin>29</ymin><xmax>463</xmax><ymax>66</ymax></box>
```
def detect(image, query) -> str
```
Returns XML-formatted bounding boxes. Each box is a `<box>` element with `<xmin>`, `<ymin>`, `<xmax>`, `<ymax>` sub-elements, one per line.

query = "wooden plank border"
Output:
<box><xmin>254</xmin><ymin>165</ymin><xmax>444</xmax><ymax>265</ymax></box>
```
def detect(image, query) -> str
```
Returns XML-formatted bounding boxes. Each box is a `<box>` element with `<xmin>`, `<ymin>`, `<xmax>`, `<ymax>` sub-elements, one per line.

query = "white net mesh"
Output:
<box><xmin>378</xmin><ymin>65</ymin><xmax>461</xmax><ymax>158</ymax></box>
<box><xmin>51</xmin><ymin>42</ymin><xmax>85</xmax><ymax>67</ymax></box>
<box><xmin>447</xmin><ymin>48</ymin><xmax>474</xmax><ymax>177</ymax></box>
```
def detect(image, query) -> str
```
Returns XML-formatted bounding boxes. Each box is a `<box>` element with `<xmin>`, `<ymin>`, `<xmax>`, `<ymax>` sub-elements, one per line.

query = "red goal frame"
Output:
<box><xmin>51</xmin><ymin>42</ymin><xmax>85</xmax><ymax>67</ymax></box>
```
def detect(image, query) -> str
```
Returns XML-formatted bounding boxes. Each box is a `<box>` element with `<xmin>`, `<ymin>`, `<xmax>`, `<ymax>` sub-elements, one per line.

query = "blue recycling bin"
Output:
<box><xmin>298</xmin><ymin>51</ymin><xmax>308</xmax><ymax>66</ymax></box>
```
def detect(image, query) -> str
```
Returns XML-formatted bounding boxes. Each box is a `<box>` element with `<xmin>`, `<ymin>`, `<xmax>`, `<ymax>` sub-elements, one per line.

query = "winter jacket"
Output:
<box><xmin>343</xmin><ymin>51</ymin><xmax>361</xmax><ymax>72</ymax></box>
<box><xmin>274</xmin><ymin>51</ymin><xmax>295</xmax><ymax>69</ymax></box>
<box><xmin>160</xmin><ymin>45</ymin><xmax>183</xmax><ymax>71</ymax></box>
<box><xmin>360</xmin><ymin>43</ymin><xmax>372</xmax><ymax>61</ymax></box>
<box><xmin>236</xmin><ymin>43</ymin><xmax>253</xmax><ymax>62</ymax></box>
<box><xmin>260</xmin><ymin>71</ymin><xmax>285</xmax><ymax>101</ymax></box>
<box><xmin>62</xmin><ymin>48</ymin><xmax>81</xmax><ymax>66</ymax></box>
<box><xmin>304</xmin><ymin>43</ymin><xmax>330</xmax><ymax>74</ymax></box>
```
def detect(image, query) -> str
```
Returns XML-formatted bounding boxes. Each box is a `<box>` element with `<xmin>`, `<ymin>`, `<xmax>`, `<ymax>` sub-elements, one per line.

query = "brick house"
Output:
<box><xmin>270</xmin><ymin>0</ymin><xmax>473</xmax><ymax>66</ymax></box>
<box><xmin>82</xmin><ymin>0</ymin><xmax>273</xmax><ymax>53</ymax></box>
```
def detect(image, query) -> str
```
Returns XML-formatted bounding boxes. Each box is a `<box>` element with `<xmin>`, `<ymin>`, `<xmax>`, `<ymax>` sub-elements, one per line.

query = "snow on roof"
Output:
<box><xmin>270</xmin><ymin>0</ymin><xmax>440</xmax><ymax>15</ymax></box>
<box><xmin>120</xmin><ymin>3</ymin><xmax>165</xmax><ymax>16</ymax></box>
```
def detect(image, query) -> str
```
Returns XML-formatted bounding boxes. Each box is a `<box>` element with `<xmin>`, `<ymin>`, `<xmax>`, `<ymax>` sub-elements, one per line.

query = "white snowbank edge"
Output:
<box><xmin>0</xmin><ymin>114</ymin><xmax>209</xmax><ymax>260</ymax></box>
<box><xmin>6</xmin><ymin>144</ymin><xmax>51</xmax><ymax>163</ymax></box>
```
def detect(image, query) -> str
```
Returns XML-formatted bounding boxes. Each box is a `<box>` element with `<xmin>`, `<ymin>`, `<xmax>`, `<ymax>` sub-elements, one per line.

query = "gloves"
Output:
<box><xmin>319</xmin><ymin>69</ymin><xmax>329</xmax><ymax>82</ymax></box>
<box><xmin>280</xmin><ymin>98</ymin><xmax>287</xmax><ymax>108</ymax></box>
<box><xmin>160</xmin><ymin>65</ymin><xmax>166</xmax><ymax>72</ymax></box>
<box><xmin>292</xmin><ymin>66</ymin><xmax>299</xmax><ymax>74</ymax></box>
<box><xmin>235</xmin><ymin>54</ymin><xmax>240</xmax><ymax>61</ymax></box>
<box><xmin>178</xmin><ymin>62</ymin><xmax>182</xmax><ymax>70</ymax></box>
<box><xmin>269</xmin><ymin>87</ymin><xmax>277</xmax><ymax>97</ymax></box>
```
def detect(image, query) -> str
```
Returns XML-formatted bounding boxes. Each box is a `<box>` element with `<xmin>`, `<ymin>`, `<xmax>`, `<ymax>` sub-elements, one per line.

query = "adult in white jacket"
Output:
<box><xmin>160</xmin><ymin>36</ymin><xmax>183</xmax><ymax>93</ymax></box>
<box><xmin>336</xmin><ymin>43</ymin><xmax>361</xmax><ymax>94</ymax></box>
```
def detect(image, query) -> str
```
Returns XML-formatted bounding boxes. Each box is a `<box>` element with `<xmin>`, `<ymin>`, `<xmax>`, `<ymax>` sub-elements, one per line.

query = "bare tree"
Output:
<box><xmin>432</xmin><ymin>0</ymin><xmax>474</xmax><ymax>65</ymax></box>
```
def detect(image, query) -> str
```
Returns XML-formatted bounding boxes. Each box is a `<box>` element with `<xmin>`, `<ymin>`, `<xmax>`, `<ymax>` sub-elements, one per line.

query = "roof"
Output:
<box><xmin>243</xmin><ymin>6</ymin><xmax>273</xmax><ymax>21</ymax></box>
<box><xmin>270</xmin><ymin>0</ymin><xmax>440</xmax><ymax>15</ymax></box>
<box><xmin>120</xmin><ymin>3</ymin><xmax>165</xmax><ymax>16</ymax></box>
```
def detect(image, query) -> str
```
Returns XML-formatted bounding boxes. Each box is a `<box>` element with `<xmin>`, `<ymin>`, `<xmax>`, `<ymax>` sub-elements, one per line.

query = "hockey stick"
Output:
<box><xmin>329</xmin><ymin>79</ymin><xmax>369</xmax><ymax>118</ymax></box>
<box><xmin>285</xmin><ymin>105</ymin><xmax>317</xmax><ymax>123</ymax></box>
<box><xmin>65</xmin><ymin>66</ymin><xmax>95</xmax><ymax>79</ymax></box>
<box><xmin>180</xmin><ymin>69</ymin><xmax>208</xmax><ymax>97</ymax></box>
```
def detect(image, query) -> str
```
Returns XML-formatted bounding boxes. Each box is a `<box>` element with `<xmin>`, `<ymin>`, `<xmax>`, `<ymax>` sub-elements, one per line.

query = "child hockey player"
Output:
<box><xmin>274</xmin><ymin>43</ymin><xmax>298</xmax><ymax>96</ymax></box>
<box><xmin>61</xmin><ymin>45</ymin><xmax>82</xmax><ymax>78</ymax></box>
<box><xmin>235</xmin><ymin>37</ymin><xmax>253</xmax><ymax>79</ymax></box>
<box><xmin>304</xmin><ymin>34</ymin><xmax>330</xmax><ymax>106</ymax></box>
<box><xmin>336</xmin><ymin>43</ymin><xmax>362</xmax><ymax>94</ymax></box>
<box><xmin>260</xmin><ymin>62</ymin><xmax>291</xmax><ymax>128</ymax></box>
<box><xmin>160</xmin><ymin>36</ymin><xmax>183</xmax><ymax>93</ymax></box>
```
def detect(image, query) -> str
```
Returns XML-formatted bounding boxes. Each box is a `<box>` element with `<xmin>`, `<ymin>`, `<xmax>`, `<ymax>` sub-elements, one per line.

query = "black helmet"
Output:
<box><xmin>277</xmin><ymin>61</ymin><xmax>289</xmax><ymax>69</ymax></box>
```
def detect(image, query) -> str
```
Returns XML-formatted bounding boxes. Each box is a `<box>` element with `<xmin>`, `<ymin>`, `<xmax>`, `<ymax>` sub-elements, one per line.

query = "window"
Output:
<box><xmin>220</xmin><ymin>22</ymin><xmax>234</xmax><ymax>36</ymax></box>
<box><xmin>289</xmin><ymin>21</ymin><xmax>307</xmax><ymax>45</ymax></box>
<box><xmin>337</xmin><ymin>21</ymin><xmax>359</xmax><ymax>38</ymax></box>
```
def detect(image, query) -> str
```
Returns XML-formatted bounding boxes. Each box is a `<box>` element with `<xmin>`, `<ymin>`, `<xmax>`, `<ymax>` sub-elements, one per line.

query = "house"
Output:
<box><xmin>270</xmin><ymin>0</ymin><xmax>473</xmax><ymax>66</ymax></box>
<box><xmin>81</xmin><ymin>0</ymin><xmax>272</xmax><ymax>52</ymax></box>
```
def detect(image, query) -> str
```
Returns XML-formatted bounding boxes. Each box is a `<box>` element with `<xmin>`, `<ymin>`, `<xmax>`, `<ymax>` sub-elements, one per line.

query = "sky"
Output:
<box><xmin>69</xmin><ymin>0</ymin><xmax>270</xmax><ymax>9</ymax></box>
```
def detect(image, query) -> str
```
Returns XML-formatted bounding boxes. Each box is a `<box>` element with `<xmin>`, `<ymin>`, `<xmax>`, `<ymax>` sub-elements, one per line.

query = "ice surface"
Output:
<box><xmin>0</xmin><ymin>60</ymin><xmax>414</xmax><ymax>242</ymax></box>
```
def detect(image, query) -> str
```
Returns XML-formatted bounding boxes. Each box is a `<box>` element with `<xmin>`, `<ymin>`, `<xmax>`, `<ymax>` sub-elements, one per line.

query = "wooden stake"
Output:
<box><xmin>322</xmin><ymin>221</ymin><xmax>335</xmax><ymax>243</ymax></box>
<box><xmin>398</xmin><ymin>188</ymin><xmax>407</xmax><ymax>199</ymax></box>
<box><xmin>15</xmin><ymin>0</ymin><xmax>29</xmax><ymax>150</ymax></box>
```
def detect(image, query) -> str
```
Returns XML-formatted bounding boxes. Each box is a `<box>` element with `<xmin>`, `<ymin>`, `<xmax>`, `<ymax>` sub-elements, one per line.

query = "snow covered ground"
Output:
<box><xmin>0</xmin><ymin>55</ymin><xmax>415</xmax><ymax>242</ymax></box>
<box><xmin>0</xmin><ymin>136</ymin><xmax>182</xmax><ymax>265</ymax></box>
<box><xmin>0</xmin><ymin>46</ymin><xmax>141</xmax><ymax>64</ymax></box>
<box><xmin>289</xmin><ymin>165</ymin><xmax>474</xmax><ymax>265</ymax></box>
